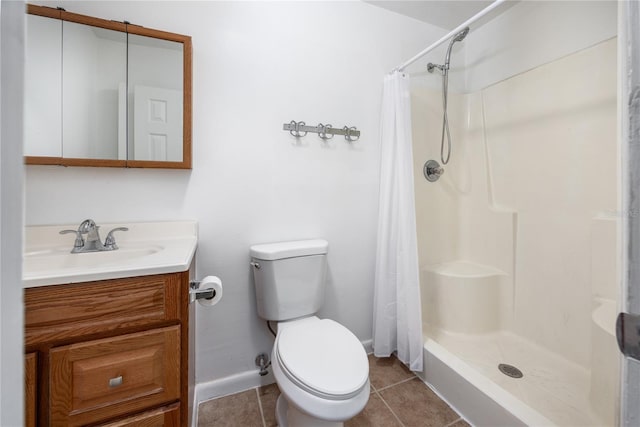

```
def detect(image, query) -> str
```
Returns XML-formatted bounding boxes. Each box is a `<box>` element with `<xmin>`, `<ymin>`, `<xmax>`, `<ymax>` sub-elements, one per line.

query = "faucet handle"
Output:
<box><xmin>104</xmin><ymin>227</ymin><xmax>129</xmax><ymax>250</ymax></box>
<box><xmin>60</xmin><ymin>229</ymin><xmax>84</xmax><ymax>251</ymax></box>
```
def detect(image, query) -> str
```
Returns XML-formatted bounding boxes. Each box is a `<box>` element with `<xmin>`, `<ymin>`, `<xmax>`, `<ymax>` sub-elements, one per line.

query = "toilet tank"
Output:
<box><xmin>250</xmin><ymin>239</ymin><xmax>328</xmax><ymax>321</ymax></box>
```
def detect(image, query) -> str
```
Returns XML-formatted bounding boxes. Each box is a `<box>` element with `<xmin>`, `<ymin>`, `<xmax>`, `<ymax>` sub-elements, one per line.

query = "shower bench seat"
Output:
<box><xmin>421</xmin><ymin>261</ymin><xmax>506</xmax><ymax>334</ymax></box>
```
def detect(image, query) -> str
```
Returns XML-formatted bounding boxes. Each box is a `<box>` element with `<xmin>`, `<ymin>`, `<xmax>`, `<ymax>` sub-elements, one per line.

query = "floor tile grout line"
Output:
<box><xmin>255</xmin><ymin>387</ymin><xmax>267</xmax><ymax>427</ymax></box>
<box><xmin>374</xmin><ymin>375</ymin><xmax>418</xmax><ymax>393</ymax></box>
<box><xmin>373</xmin><ymin>389</ymin><xmax>407</xmax><ymax>427</ymax></box>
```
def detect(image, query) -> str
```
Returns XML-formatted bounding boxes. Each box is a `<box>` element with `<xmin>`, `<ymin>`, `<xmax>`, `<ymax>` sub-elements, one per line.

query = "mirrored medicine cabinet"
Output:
<box><xmin>24</xmin><ymin>4</ymin><xmax>192</xmax><ymax>169</ymax></box>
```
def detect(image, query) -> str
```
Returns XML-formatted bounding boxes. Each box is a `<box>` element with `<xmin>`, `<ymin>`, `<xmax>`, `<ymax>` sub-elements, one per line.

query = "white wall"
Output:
<box><xmin>25</xmin><ymin>1</ymin><xmax>444</xmax><ymax>387</ymax></box>
<box><xmin>1</xmin><ymin>1</ymin><xmax>25</xmax><ymax>425</ymax></box>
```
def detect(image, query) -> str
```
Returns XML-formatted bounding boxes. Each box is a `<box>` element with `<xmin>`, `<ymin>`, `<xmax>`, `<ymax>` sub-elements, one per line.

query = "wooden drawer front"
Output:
<box><xmin>95</xmin><ymin>403</ymin><xmax>179</xmax><ymax>427</ymax></box>
<box><xmin>25</xmin><ymin>273</ymin><xmax>184</xmax><ymax>346</ymax></box>
<box><xmin>50</xmin><ymin>326</ymin><xmax>180</xmax><ymax>426</ymax></box>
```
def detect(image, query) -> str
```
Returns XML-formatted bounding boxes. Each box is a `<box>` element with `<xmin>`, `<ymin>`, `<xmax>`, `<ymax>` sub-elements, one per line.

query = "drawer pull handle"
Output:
<box><xmin>109</xmin><ymin>376</ymin><xmax>123</xmax><ymax>388</ymax></box>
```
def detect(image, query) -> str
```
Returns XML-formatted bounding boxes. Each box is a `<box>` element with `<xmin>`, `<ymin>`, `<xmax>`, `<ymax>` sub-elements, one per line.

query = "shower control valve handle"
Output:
<box><xmin>431</xmin><ymin>166</ymin><xmax>444</xmax><ymax>176</ymax></box>
<box><xmin>424</xmin><ymin>159</ymin><xmax>444</xmax><ymax>182</ymax></box>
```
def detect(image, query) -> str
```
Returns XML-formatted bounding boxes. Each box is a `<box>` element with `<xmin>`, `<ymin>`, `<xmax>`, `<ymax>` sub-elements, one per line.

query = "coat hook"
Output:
<box><xmin>344</xmin><ymin>126</ymin><xmax>360</xmax><ymax>142</ymax></box>
<box><xmin>288</xmin><ymin>120</ymin><xmax>298</xmax><ymax>137</ymax></box>
<box><xmin>295</xmin><ymin>121</ymin><xmax>307</xmax><ymax>137</ymax></box>
<box><xmin>318</xmin><ymin>123</ymin><xmax>334</xmax><ymax>140</ymax></box>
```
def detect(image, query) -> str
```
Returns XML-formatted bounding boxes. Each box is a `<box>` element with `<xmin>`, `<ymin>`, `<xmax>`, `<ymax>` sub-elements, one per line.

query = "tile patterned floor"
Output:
<box><xmin>198</xmin><ymin>354</ymin><xmax>470</xmax><ymax>427</ymax></box>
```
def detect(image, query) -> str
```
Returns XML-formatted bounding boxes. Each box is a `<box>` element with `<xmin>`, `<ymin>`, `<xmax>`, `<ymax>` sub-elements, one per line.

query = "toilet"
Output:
<box><xmin>250</xmin><ymin>239</ymin><xmax>370</xmax><ymax>427</ymax></box>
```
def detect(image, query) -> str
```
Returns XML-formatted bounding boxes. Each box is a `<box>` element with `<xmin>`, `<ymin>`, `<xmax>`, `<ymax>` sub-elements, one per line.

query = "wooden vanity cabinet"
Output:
<box><xmin>24</xmin><ymin>271</ymin><xmax>192</xmax><ymax>427</ymax></box>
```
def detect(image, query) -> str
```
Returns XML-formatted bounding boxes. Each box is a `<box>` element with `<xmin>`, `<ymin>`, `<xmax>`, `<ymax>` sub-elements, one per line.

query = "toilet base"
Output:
<box><xmin>275</xmin><ymin>395</ymin><xmax>343</xmax><ymax>427</ymax></box>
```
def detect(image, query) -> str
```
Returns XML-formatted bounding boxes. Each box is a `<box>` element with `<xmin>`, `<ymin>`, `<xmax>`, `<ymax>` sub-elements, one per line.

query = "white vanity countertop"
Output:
<box><xmin>23</xmin><ymin>220</ymin><xmax>198</xmax><ymax>288</ymax></box>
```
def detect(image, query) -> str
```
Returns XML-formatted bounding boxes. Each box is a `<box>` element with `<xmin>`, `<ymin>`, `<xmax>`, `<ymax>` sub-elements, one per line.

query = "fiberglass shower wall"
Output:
<box><xmin>412</xmin><ymin>1</ymin><xmax>619</xmax><ymax>425</ymax></box>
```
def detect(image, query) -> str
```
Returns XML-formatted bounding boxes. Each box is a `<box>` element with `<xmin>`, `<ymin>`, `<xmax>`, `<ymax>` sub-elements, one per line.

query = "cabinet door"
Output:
<box><xmin>25</xmin><ymin>352</ymin><xmax>37</xmax><ymax>427</ymax></box>
<box><xmin>50</xmin><ymin>326</ymin><xmax>180</xmax><ymax>426</ymax></box>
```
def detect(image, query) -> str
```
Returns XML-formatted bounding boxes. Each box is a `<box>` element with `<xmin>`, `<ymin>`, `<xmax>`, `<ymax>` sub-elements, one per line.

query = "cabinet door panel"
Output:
<box><xmin>25</xmin><ymin>352</ymin><xmax>37</xmax><ymax>427</ymax></box>
<box><xmin>50</xmin><ymin>326</ymin><xmax>180</xmax><ymax>426</ymax></box>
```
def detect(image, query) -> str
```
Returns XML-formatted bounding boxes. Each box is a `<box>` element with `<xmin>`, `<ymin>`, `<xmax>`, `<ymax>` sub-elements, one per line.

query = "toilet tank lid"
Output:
<box><xmin>250</xmin><ymin>239</ymin><xmax>328</xmax><ymax>260</ymax></box>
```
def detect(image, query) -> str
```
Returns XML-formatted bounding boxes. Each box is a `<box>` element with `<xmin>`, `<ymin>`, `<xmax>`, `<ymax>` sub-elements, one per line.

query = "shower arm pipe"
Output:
<box><xmin>392</xmin><ymin>0</ymin><xmax>507</xmax><ymax>73</ymax></box>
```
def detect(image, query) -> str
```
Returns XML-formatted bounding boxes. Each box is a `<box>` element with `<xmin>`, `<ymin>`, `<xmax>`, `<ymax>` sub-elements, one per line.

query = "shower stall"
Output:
<box><xmin>401</xmin><ymin>1</ymin><xmax>631</xmax><ymax>425</ymax></box>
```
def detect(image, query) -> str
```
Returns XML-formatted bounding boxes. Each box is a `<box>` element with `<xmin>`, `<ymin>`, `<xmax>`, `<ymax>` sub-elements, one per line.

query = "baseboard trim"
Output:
<box><xmin>192</xmin><ymin>369</ymin><xmax>275</xmax><ymax>426</ymax></box>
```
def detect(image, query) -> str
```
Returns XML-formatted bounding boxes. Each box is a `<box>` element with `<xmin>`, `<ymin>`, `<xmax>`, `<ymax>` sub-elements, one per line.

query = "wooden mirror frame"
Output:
<box><xmin>25</xmin><ymin>4</ymin><xmax>192</xmax><ymax>169</ymax></box>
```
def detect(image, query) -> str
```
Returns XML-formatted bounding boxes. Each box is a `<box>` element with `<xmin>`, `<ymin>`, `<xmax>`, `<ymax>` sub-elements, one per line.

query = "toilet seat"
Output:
<box><xmin>275</xmin><ymin>317</ymin><xmax>369</xmax><ymax>401</ymax></box>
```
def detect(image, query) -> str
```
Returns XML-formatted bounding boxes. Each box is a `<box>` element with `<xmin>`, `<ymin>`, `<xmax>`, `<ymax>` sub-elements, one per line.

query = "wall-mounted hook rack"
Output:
<box><xmin>283</xmin><ymin>120</ymin><xmax>361</xmax><ymax>142</ymax></box>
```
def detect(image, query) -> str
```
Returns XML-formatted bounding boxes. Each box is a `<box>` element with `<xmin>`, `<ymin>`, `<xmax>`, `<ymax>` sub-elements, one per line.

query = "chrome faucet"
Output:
<box><xmin>59</xmin><ymin>219</ymin><xmax>128</xmax><ymax>253</ymax></box>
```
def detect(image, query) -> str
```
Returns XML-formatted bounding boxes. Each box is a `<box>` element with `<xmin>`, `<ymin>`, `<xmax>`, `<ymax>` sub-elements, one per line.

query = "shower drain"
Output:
<box><xmin>498</xmin><ymin>363</ymin><xmax>523</xmax><ymax>379</ymax></box>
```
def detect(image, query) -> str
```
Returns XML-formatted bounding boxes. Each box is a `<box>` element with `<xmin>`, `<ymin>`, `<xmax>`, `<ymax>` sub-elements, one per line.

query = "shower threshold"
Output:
<box><xmin>417</xmin><ymin>328</ymin><xmax>610</xmax><ymax>426</ymax></box>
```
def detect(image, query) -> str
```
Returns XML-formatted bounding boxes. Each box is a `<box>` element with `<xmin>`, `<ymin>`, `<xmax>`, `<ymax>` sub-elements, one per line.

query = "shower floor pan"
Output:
<box><xmin>418</xmin><ymin>328</ymin><xmax>611</xmax><ymax>426</ymax></box>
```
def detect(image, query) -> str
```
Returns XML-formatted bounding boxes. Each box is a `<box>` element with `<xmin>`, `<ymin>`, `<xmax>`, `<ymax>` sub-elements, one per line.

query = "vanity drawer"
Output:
<box><xmin>95</xmin><ymin>403</ymin><xmax>179</xmax><ymax>427</ymax></box>
<box><xmin>25</xmin><ymin>272</ymin><xmax>184</xmax><ymax>346</ymax></box>
<box><xmin>50</xmin><ymin>326</ymin><xmax>180</xmax><ymax>426</ymax></box>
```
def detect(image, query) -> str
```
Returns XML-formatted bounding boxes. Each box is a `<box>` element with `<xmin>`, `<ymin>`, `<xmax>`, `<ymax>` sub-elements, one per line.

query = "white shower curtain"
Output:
<box><xmin>373</xmin><ymin>70</ymin><xmax>423</xmax><ymax>371</ymax></box>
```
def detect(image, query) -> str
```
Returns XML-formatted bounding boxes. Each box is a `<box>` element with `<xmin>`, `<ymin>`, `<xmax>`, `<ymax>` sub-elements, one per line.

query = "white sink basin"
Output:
<box><xmin>24</xmin><ymin>245</ymin><xmax>164</xmax><ymax>273</ymax></box>
<box><xmin>23</xmin><ymin>221</ymin><xmax>197</xmax><ymax>288</ymax></box>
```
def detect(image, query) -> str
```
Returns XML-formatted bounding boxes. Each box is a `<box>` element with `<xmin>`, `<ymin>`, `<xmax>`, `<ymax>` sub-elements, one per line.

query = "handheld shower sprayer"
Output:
<box><xmin>453</xmin><ymin>26</ymin><xmax>470</xmax><ymax>42</ymax></box>
<box><xmin>428</xmin><ymin>27</ymin><xmax>469</xmax><ymax>75</ymax></box>
<box><xmin>425</xmin><ymin>27</ymin><xmax>470</xmax><ymax>169</ymax></box>
<box><xmin>445</xmin><ymin>27</ymin><xmax>469</xmax><ymax>68</ymax></box>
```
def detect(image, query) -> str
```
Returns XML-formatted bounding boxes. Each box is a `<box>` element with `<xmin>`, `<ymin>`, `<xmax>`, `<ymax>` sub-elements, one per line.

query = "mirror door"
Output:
<box><xmin>24</xmin><ymin>12</ymin><xmax>61</xmax><ymax>160</ymax></box>
<box><xmin>127</xmin><ymin>33</ymin><xmax>184</xmax><ymax>163</ymax></box>
<box><xmin>62</xmin><ymin>20</ymin><xmax>127</xmax><ymax>161</ymax></box>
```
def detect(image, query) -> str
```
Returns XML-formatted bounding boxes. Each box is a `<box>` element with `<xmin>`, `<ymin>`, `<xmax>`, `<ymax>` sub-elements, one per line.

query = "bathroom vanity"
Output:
<box><xmin>23</xmin><ymin>221</ymin><xmax>198</xmax><ymax>426</ymax></box>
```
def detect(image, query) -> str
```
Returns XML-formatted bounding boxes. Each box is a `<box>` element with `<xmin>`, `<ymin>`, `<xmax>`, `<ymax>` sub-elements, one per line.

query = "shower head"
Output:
<box><xmin>444</xmin><ymin>27</ymin><xmax>470</xmax><ymax>69</ymax></box>
<box><xmin>453</xmin><ymin>27</ymin><xmax>470</xmax><ymax>43</ymax></box>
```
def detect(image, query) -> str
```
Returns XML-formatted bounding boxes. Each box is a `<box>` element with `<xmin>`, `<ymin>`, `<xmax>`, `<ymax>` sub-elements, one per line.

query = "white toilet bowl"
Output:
<box><xmin>249</xmin><ymin>240</ymin><xmax>369</xmax><ymax>426</ymax></box>
<box><xmin>271</xmin><ymin>316</ymin><xmax>370</xmax><ymax>427</ymax></box>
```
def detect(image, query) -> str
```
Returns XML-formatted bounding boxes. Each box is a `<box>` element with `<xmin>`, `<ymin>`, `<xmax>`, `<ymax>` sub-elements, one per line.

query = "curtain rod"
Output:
<box><xmin>393</xmin><ymin>0</ymin><xmax>508</xmax><ymax>73</ymax></box>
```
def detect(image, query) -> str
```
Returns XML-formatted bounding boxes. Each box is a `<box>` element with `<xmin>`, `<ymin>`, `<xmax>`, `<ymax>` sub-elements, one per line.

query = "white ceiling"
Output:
<box><xmin>365</xmin><ymin>0</ymin><xmax>515</xmax><ymax>30</ymax></box>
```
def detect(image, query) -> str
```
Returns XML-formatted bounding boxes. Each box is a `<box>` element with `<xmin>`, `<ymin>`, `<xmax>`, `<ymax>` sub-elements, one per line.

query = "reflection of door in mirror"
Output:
<box><xmin>128</xmin><ymin>34</ymin><xmax>184</xmax><ymax>162</ymax></box>
<box><xmin>63</xmin><ymin>21</ymin><xmax>126</xmax><ymax>160</ymax></box>
<box><xmin>133</xmin><ymin>86</ymin><xmax>183</xmax><ymax>161</ymax></box>
<box><xmin>25</xmin><ymin>13</ymin><xmax>62</xmax><ymax>158</ymax></box>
